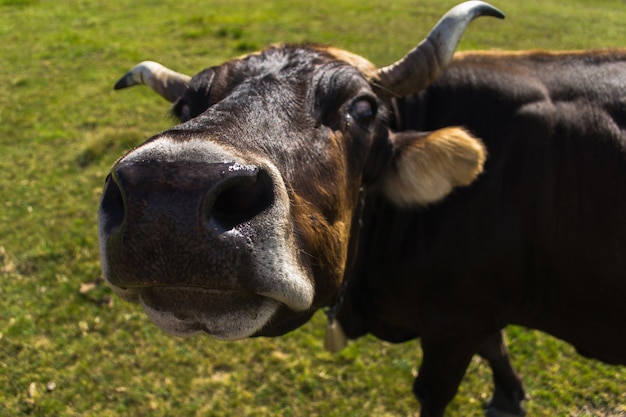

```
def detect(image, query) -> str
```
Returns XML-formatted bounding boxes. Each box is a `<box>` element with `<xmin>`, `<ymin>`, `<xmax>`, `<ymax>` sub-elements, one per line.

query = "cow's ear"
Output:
<box><xmin>382</xmin><ymin>127</ymin><xmax>486</xmax><ymax>206</ymax></box>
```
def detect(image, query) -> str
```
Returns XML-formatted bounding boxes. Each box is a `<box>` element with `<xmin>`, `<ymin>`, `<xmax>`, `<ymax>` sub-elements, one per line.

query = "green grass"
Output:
<box><xmin>1</xmin><ymin>0</ymin><xmax>626</xmax><ymax>416</ymax></box>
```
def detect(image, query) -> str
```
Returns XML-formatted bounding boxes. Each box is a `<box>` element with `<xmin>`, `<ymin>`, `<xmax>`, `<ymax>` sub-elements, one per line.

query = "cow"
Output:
<box><xmin>98</xmin><ymin>1</ymin><xmax>626</xmax><ymax>416</ymax></box>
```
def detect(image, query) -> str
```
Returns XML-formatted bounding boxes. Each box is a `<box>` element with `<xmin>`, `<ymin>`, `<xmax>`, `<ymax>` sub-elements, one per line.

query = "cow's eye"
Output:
<box><xmin>349</xmin><ymin>98</ymin><xmax>377</xmax><ymax>130</ymax></box>
<box><xmin>179</xmin><ymin>104</ymin><xmax>191</xmax><ymax>122</ymax></box>
<box><xmin>173</xmin><ymin>98</ymin><xmax>192</xmax><ymax>122</ymax></box>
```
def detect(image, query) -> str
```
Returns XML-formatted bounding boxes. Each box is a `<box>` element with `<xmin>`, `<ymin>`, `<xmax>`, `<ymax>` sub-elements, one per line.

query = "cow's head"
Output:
<box><xmin>99</xmin><ymin>1</ymin><xmax>502</xmax><ymax>339</ymax></box>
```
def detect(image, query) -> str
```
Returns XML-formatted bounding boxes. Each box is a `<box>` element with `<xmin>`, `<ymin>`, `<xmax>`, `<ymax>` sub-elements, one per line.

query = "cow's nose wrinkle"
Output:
<box><xmin>208</xmin><ymin>169</ymin><xmax>275</xmax><ymax>231</ymax></box>
<box><xmin>99</xmin><ymin>175</ymin><xmax>125</xmax><ymax>236</ymax></box>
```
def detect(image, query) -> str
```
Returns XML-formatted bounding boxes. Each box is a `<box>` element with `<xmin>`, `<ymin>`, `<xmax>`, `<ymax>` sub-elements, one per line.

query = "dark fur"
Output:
<box><xmin>339</xmin><ymin>50</ymin><xmax>626</xmax><ymax>415</ymax></box>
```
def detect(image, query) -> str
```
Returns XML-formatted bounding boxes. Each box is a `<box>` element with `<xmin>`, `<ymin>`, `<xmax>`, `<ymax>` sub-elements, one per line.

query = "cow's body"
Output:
<box><xmin>100</xmin><ymin>3</ymin><xmax>626</xmax><ymax>417</ymax></box>
<box><xmin>338</xmin><ymin>50</ymin><xmax>626</xmax><ymax>414</ymax></box>
<box><xmin>346</xmin><ymin>50</ymin><xmax>626</xmax><ymax>358</ymax></box>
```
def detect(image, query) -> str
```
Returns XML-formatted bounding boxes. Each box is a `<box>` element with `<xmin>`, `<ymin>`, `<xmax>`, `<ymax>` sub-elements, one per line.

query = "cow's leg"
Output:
<box><xmin>413</xmin><ymin>334</ymin><xmax>478</xmax><ymax>417</ymax></box>
<box><xmin>478</xmin><ymin>331</ymin><xmax>526</xmax><ymax>417</ymax></box>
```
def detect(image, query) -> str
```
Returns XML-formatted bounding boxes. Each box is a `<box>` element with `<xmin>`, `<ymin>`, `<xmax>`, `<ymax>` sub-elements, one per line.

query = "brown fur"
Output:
<box><xmin>454</xmin><ymin>48</ymin><xmax>626</xmax><ymax>60</ymax></box>
<box><xmin>287</xmin><ymin>129</ymin><xmax>361</xmax><ymax>305</ymax></box>
<box><xmin>318</xmin><ymin>45</ymin><xmax>379</xmax><ymax>81</ymax></box>
<box><xmin>382</xmin><ymin>127</ymin><xmax>486</xmax><ymax>206</ymax></box>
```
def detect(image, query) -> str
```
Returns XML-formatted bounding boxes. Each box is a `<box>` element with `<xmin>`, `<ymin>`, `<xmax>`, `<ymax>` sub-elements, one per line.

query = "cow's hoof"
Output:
<box><xmin>484</xmin><ymin>406</ymin><xmax>526</xmax><ymax>417</ymax></box>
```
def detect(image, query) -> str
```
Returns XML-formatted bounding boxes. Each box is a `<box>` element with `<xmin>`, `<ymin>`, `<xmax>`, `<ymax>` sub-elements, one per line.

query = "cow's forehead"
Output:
<box><xmin>213</xmin><ymin>44</ymin><xmax>377</xmax><ymax>86</ymax></box>
<box><xmin>176</xmin><ymin>44</ymin><xmax>380</xmax><ymax>124</ymax></box>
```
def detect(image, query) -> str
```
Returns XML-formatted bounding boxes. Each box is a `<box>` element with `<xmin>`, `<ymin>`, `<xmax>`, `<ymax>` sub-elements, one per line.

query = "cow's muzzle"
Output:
<box><xmin>100</xmin><ymin>160</ymin><xmax>274</xmax><ymax>248</ymax></box>
<box><xmin>99</xmin><ymin>159</ymin><xmax>273</xmax><ymax>288</ymax></box>
<box><xmin>97</xmin><ymin>137</ymin><xmax>314</xmax><ymax>338</ymax></box>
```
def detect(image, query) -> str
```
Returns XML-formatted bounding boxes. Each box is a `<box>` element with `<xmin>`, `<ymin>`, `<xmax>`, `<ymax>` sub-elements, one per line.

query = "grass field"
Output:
<box><xmin>1</xmin><ymin>0</ymin><xmax>626</xmax><ymax>416</ymax></box>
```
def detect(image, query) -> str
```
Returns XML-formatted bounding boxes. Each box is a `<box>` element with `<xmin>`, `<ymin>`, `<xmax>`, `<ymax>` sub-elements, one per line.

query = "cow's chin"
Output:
<box><xmin>119</xmin><ymin>286</ymin><xmax>280</xmax><ymax>340</ymax></box>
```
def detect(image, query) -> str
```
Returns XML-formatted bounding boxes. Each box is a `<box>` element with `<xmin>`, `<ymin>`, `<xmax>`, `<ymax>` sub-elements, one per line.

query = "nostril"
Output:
<box><xmin>209</xmin><ymin>169</ymin><xmax>275</xmax><ymax>231</ymax></box>
<box><xmin>99</xmin><ymin>174</ymin><xmax>126</xmax><ymax>236</ymax></box>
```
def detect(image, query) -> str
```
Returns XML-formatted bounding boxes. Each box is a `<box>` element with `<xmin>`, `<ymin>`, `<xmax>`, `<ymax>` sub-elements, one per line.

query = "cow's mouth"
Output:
<box><xmin>123</xmin><ymin>286</ymin><xmax>281</xmax><ymax>339</ymax></box>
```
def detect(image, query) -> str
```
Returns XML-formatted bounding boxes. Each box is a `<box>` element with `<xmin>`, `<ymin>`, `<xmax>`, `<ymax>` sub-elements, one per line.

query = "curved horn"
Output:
<box><xmin>375</xmin><ymin>1</ymin><xmax>504</xmax><ymax>96</ymax></box>
<box><xmin>114</xmin><ymin>61</ymin><xmax>191</xmax><ymax>103</ymax></box>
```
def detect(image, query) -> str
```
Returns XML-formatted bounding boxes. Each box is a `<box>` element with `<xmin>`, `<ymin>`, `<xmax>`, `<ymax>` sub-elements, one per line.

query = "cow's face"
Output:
<box><xmin>99</xmin><ymin>2</ymin><xmax>501</xmax><ymax>339</ymax></box>
<box><xmin>101</xmin><ymin>46</ymin><xmax>390</xmax><ymax>338</ymax></box>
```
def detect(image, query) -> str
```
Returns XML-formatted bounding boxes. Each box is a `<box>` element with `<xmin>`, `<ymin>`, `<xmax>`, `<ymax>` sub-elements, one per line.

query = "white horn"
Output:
<box><xmin>375</xmin><ymin>1</ymin><xmax>504</xmax><ymax>96</ymax></box>
<box><xmin>114</xmin><ymin>61</ymin><xmax>191</xmax><ymax>103</ymax></box>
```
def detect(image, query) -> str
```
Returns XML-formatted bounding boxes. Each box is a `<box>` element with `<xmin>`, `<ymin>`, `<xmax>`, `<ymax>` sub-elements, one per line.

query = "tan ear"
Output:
<box><xmin>382</xmin><ymin>127</ymin><xmax>486</xmax><ymax>206</ymax></box>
